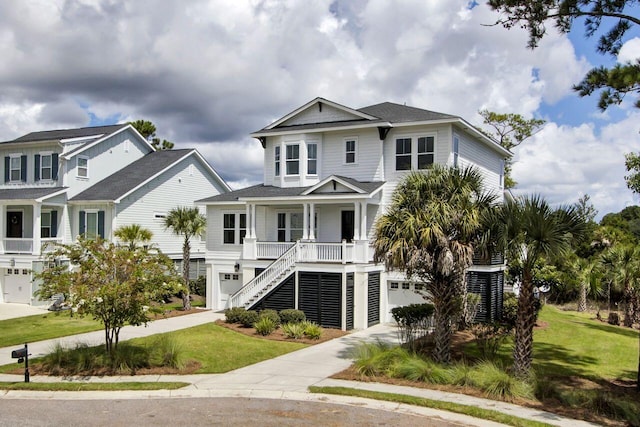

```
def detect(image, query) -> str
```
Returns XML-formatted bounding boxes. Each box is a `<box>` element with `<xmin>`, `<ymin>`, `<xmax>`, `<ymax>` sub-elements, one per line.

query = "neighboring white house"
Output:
<box><xmin>199</xmin><ymin>97</ymin><xmax>511</xmax><ymax>329</ymax></box>
<box><xmin>0</xmin><ymin>124</ymin><xmax>230</xmax><ymax>305</ymax></box>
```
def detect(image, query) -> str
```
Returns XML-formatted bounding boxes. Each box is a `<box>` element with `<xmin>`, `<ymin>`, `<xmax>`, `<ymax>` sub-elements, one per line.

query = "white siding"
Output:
<box><xmin>206</xmin><ymin>205</ymin><xmax>244</xmax><ymax>258</ymax></box>
<box><xmin>64</xmin><ymin>129</ymin><xmax>151</xmax><ymax>198</ymax></box>
<box><xmin>321</xmin><ymin>129</ymin><xmax>383</xmax><ymax>181</ymax></box>
<box><xmin>115</xmin><ymin>155</ymin><xmax>227</xmax><ymax>257</ymax></box>
<box><xmin>0</xmin><ymin>143</ymin><xmax>62</xmax><ymax>188</ymax></box>
<box><xmin>455</xmin><ymin>129</ymin><xmax>504</xmax><ymax>200</ymax></box>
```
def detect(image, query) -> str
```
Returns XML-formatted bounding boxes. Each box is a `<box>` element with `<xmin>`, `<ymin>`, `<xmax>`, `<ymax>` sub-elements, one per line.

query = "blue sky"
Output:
<box><xmin>0</xmin><ymin>0</ymin><xmax>638</xmax><ymax>219</ymax></box>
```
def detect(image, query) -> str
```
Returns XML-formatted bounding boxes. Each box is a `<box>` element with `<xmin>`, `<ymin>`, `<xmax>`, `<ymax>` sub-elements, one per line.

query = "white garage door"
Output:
<box><xmin>220</xmin><ymin>273</ymin><xmax>242</xmax><ymax>307</ymax></box>
<box><xmin>3</xmin><ymin>268</ymin><xmax>32</xmax><ymax>304</ymax></box>
<box><xmin>386</xmin><ymin>281</ymin><xmax>426</xmax><ymax>322</ymax></box>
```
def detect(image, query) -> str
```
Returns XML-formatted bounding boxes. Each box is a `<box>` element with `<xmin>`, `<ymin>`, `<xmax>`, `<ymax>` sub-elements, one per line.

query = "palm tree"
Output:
<box><xmin>114</xmin><ymin>224</ymin><xmax>153</xmax><ymax>250</ymax></box>
<box><xmin>483</xmin><ymin>195</ymin><xmax>585</xmax><ymax>377</ymax></box>
<box><xmin>574</xmin><ymin>257</ymin><xmax>602</xmax><ymax>312</ymax></box>
<box><xmin>602</xmin><ymin>244</ymin><xmax>640</xmax><ymax>328</ymax></box>
<box><xmin>373</xmin><ymin>165</ymin><xmax>496</xmax><ymax>364</ymax></box>
<box><xmin>164</xmin><ymin>206</ymin><xmax>207</xmax><ymax>310</ymax></box>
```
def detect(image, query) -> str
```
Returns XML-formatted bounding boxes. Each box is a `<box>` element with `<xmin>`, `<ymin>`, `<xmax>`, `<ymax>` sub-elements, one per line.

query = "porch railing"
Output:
<box><xmin>256</xmin><ymin>242</ymin><xmax>294</xmax><ymax>259</ymax></box>
<box><xmin>256</xmin><ymin>241</ymin><xmax>354</xmax><ymax>263</ymax></box>
<box><xmin>2</xmin><ymin>238</ymin><xmax>63</xmax><ymax>254</ymax></box>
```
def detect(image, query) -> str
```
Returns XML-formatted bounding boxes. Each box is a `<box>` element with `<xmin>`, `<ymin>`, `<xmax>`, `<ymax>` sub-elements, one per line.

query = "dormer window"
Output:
<box><xmin>77</xmin><ymin>156</ymin><xmax>88</xmax><ymax>178</ymax></box>
<box><xmin>307</xmin><ymin>143</ymin><xmax>317</xmax><ymax>175</ymax></box>
<box><xmin>286</xmin><ymin>144</ymin><xmax>299</xmax><ymax>175</ymax></box>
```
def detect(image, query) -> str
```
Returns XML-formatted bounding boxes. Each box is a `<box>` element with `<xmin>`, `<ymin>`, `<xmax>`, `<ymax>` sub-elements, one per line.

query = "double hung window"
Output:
<box><xmin>286</xmin><ymin>144</ymin><xmax>299</xmax><ymax>175</ymax></box>
<box><xmin>307</xmin><ymin>143</ymin><xmax>317</xmax><ymax>175</ymax></box>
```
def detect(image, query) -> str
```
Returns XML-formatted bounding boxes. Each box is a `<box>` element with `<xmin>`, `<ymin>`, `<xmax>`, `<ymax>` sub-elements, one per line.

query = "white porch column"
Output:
<box><xmin>245</xmin><ymin>204</ymin><xmax>252</xmax><ymax>238</ymax></box>
<box><xmin>360</xmin><ymin>201</ymin><xmax>368</xmax><ymax>240</ymax></box>
<box><xmin>309</xmin><ymin>203</ymin><xmax>315</xmax><ymax>240</ymax></box>
<box><xmin>32</xmin><ymin>202</ymin><xmax>41</xmax><ymax>255</ymax></box>
<box><xmin>302</xmin><ymin>203</ymin><xmax>309</xmax><ymax>240</ymax></box>
<box><xmin>353</xmin><ymin>201</ymin><xmax>360</xmax><ymax>241</ymax></box>
<box><xmin>251</xmin><ymin>204</ymin><xmax>257</xmax><ymax>238</ymax></box>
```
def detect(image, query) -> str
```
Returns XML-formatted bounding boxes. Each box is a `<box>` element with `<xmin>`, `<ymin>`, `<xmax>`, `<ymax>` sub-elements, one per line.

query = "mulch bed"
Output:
<box><xmin>214</xmin><ymin>319</ymin><xmax>349</xmax><ymax>344</ymax></box>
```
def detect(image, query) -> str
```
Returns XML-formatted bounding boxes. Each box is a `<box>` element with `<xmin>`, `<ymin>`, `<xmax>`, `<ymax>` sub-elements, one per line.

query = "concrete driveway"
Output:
<box><xmin>0</xmin><ymin>303</ymin><xmax>48</xmax><ymax>321</ymax></box>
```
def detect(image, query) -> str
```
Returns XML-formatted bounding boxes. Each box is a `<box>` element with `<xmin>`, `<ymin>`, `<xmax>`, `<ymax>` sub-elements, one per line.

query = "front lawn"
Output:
<box><xmin>0</xmin><ymin>312</ymin><xmax>102</xmax><ymax>348</ymax></box>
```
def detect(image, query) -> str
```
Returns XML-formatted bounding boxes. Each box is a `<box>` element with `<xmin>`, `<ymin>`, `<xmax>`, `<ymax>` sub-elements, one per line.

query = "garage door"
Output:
<box><xmin>219</xmin><ymin>273</ymin><xmax>242</xmax><ymax>308</ymax></box>
<box><xmin>386</xmin><ymin>281</ymin><xmax>426</xmax><ymax>322</ymax></box>
<box><xmin>3</xmin><ymin>268</ymin><xmax>32</xmax><ymax>304</ymax></box>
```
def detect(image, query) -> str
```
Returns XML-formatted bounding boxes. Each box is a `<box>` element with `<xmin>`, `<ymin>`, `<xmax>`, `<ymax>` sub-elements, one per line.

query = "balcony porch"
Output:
<box><xmin>0</xmin><ymin>203</ymin><xmax>64</xmax><ymax>255</ymax></box>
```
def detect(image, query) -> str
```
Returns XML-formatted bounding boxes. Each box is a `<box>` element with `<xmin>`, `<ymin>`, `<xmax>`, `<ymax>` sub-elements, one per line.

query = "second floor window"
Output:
<box><xmin>417</xmin><ymin>136</ymin><xmax>435</xmax><ymax>169</ymax></box>
<box><xmin>223</xmin><ymin>213</ymin><xmax>246</xmax><ymax>244</ymax></box>
<box><xmin>40</xmin><ymin>154</ymin><xmax>52</xmax><ymax>180</ymax></box>
<box><xmin>77</xmin><ymin>156</ymin><xmax>88</xmax><ymax>178</ymax></box>
<box><xmin>395</xmin><ymin>138</ymin><xmax>411</xmax><ymax>170</ymax></box>
<box><xmin>453</xmin><ymin>135</ymin><xmax>460</xmax><ymax>168</ymax></box>
<box><xmin>274</xmin><ymin>146</ymin><xmax>280</xmax><ymax>176</ymax></box>
<box><xmin>10</xmin><ymin>156</ymin><xmax>21</xmax><ymax>181</ymax></box>
<box><xmin>307</xmin><ymin>143</ymin><xmax>317</xmax><ymax>175</ymax></box>
<box><xmin>286</xmin><ymin>144</ymin><xmax>299</xmax><ymax>175</ymax></box>
<box><xmin>345</xmin><ymin>139</ymin><xmax>356</xmax><ymax>164</ymax></box>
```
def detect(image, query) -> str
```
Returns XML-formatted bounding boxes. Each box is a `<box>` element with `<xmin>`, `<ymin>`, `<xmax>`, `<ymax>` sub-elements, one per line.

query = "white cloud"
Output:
<box><xmin>619</xmin><ymin>37</ymin><xmax>640</xmax><ymax>63</ymax></box>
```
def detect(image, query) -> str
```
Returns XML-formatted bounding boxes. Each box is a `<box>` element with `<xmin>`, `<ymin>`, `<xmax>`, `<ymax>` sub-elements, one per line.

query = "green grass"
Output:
<box><xmin>309</xmin><ymin>386</ymin><xmax>552</xmax><ymax>427</ymax></box>
<box><xmin>0</xmin><ymin>312</ymin><xmax>102</xmax><ymax>348</ymax></box>
<box><xmin>0</xmin><ymin>382</ymin><xmax>189</xmax><ymax>391</ymax></box>
<box><xmin>532</xmin><ymin>306</ymin><xmax>638</xmax><ymax>380</ymax></box>
<box><xmin>127</xmin><ymin>323</ymin><xmax>307</xmax><ymax>373</ymax></box>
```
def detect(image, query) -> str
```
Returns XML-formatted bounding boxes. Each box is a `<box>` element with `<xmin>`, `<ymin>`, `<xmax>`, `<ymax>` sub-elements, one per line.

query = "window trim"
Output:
<box><xmin>9</xmin><ymin>154</ymin><xmax>22</xmax><ymax>182</ymax></box>
<box><xmin>307</xmin><ymin>142</ymin><xmax>318</xmax><ymax>176</ymax></box>
<box><xmin>394</xmin><ymin>133</ymin><xmax>437</xmax><ymax>171</ymax></box>
<box><xmin>417</xmin><ymin>135</ymin><xmax>435</xmax><ymax>170</ymax></box>
<box><xmin>84</xmin><ymin>210</ymin><xmax>99</xmax><ymax>239</ymax></box>
<box><xmin>452</xmin><ymin>135</ymin><xmax>460</xmax><ymax>168</ymax></box>
<box><xmin>39</xmin><ymin>152</ymin><xmax>53</xmax><ymax>181</ymax></box>
<box><xmin>285</xmin><ymin>143</ymin><xmax>300</xmax><ymax>176</ymax></box>
<box><xmin>77</xmin><ymin>156</ymin><xmax>89</xmax><ymax>178</ymax></box>
<box><xmin>344</xmin><ymin>137</ymin><xmax>357</xmax><ymax>165</ymax></box>
<box><xmin>222</xmin><ymin>212</ymin><xmax>246</xmax><ymax>245</ymax></box>
<box><xmin>274</xmin><ymin>145</ymin><xmax>281</xmax><ymax>177</ymax></box>
<box><xmin>395</xmin><ymin>138</ymin><xmax>412</xmax><ymax>171</ymax></box>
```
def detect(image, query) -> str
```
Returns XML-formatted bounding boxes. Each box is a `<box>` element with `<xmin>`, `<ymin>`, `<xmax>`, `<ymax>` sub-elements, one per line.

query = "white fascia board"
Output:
<box><xmin>301</xmin><ymin>175</ymin><xmax>366</xmax><ymax>196</ymax></box>
<box><xmin>196</xmin><ymin>200</ymin><xmax>245</xmax><ymax>206</ymax></box>
<box><xmin>251</xmin><ymin>122</ymin><xmax>390</xmax><ymax>139</ymax></box>
<box><xmin>191</xmin><ymin>149</ymin><xmax>232</xmax><ymax>192</ymax></box>
<box><xmin>61</xmin><ymin>125</ymin><xmax>155</xmax><ymax>160</ymax></box>
<box><xmin>67</xmin><ymin>200</ymin><xmax>115</xmax><ymax>205</ymax></box>
<box><xmin>238</xmin><ymin>193</ymin><xmax>375</xmax><ymax>203</ymax></box>
<box><xmin>60</xmin><ymin>134</ymin><xmax>105</xmax><ymax>144</ymax></box>
<box><xmin>264</xmin><ymin>97</ymin><xmax>380</xmax><ymax>130</ymax></box>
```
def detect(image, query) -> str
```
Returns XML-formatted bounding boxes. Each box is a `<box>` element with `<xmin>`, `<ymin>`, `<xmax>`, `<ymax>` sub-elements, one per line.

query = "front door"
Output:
<box><xmin>341</xmin><ymin>210</ymin><xmax>354</xmax><ymax>242</ymax></box>
<box><xmin>7</xmin><ymin>211</ymin><xmax>23</xmax><ymax>238</ymax></box>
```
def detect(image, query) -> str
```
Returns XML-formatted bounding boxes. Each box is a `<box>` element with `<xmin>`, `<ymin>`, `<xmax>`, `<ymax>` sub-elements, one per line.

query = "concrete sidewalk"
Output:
<box><xmin>0</xmin><ymin>309</ymin><xmax>224</xmax><ymax>365</ymax></box>
<box><xmin>0</xmin><ymin>316</ymin><xmax>600</xmax><ymax>427</ymax></box>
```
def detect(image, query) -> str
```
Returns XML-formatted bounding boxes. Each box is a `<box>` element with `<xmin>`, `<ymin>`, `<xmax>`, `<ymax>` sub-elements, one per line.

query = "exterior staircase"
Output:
<box><xmin>229</xmin><ymin>242</ymin><xmax>300</xmax><ymax>309</ymax></box>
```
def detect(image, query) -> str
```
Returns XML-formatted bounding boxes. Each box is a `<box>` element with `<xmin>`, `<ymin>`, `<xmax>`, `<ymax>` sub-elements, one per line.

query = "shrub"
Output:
<box><xmin>259</xmin><ymin>309</ymin><xmax>281</xmax><ymax>326</ymax></box>
<box><xmin>471</xmin><ymin>322</ymin><xmax>512</xmax><ymax>360</ymax></box>
<box><xmin>150</xmin><ymin>335</ymin><xmax>185</xmax><ymax>369</ymax></box>
<box><xmin>189</xmin><ymin>276</ymin><xmax>206</xmax><ymax>296</ymax></box>
<box><xmin>391</xmin><ymin>356</ymin><xmax>451</xmax><ymax>384</ymax></box>
<box><xmin>302</xmin><ymin>321</ymin><xmax>322</xmax><ymax>340</ymax></box>
<box><xmin>469</xmin><ymin>360</ymin><xmax>533</xmax><ymax>400</ymax></box>
<box><xmin>352</xmin><ymin>341</ymin><xmax>410</xmax><ymax>377</ymax></box>
<box><xmin>282</xmin><ymin>322</ymin><xmax>306</xmax><ymax>339</ymax></box>
<box><xmin>238</xmin><ymin>310</ymin><xmax>259</xmax><ymax>328</ymax></box>
<box><xmin>607</xmin><ymin>312</ymin><xmax>620</xmax><ymax>326</ymax></box>
<box><xmin>279</xmin><ymin>308</ymin><xmax>306</xmax><ymax>324</ymax></box>
<box><xmin>391</xmin><ymin>303</ymin><xmax>434</xmax><ymax>351</ymax></box>
<box><xmin>224</xmin><ymin>307</ymin><xmax>246</xmax><ymax>324</ymax></box>
<box><xmin>254</xmin><ymin>317</ymin><xmax>277</xmax><ymax>336</ymax></box>
<box><xmin>449</xmin><ymin>362</ymin><xmax>474</xmax><ymax>387</ymax></box>
<box><xmin>111</xmin><ymin>343</ymin><xmax>150</xmax><ymax>374</ymax></box>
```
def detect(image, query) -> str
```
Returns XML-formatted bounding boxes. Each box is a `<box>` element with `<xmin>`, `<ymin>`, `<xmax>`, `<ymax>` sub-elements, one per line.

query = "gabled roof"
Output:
<box><xmin>0</xmin><ymin>187</ymin><xmax>67</xmax><ymax>202</ymax></box>
<box><xmin>70</xmin><ymin>149</ymin><xmax>229</xmax><ymax>203</ymax></box>
<box><xmin>198</xmin><ymin>176</ymin><xmax>385</xmax><ymax>204</ymax></box>
<box><xmin>0</xmin><ymin>124</ymin><xmax>128</xmax><ymax>145</ymax></box>
<box><xmin>357</xmin><ymin>102</ymin><xmax>457</xmax><ymax>123</ymax></box>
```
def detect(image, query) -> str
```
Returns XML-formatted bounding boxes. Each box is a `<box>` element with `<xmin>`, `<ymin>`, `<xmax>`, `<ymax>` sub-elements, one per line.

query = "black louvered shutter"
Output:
<box><xmin>346</xmin><ymin>273</ymin><xmax>354</xmax><ymax>330</ymax></box>
<box><xmin>34</xmin><ymin>154</ymin><xmax>40</xmax><ymax>181</ymax></box>
<box><xmin>20</xmin><ymin>155</ymin><xmax>27</xmax><ymax>182</ymax></box>
<box><xmin>79</xmin><ymin>211</ymin><xmax>86</xmax><ymax>236</ymax></box>
<box><xmin>368</xmin><ymin>272</ymin><xmax>380</xmax><ymax>327</ymax></box>
<box><xmin>52</xmin><ymin>153</ymin><xmax>59</xmax><ymax>180</ymax></box>
<box><xmin>98</xmin><ymin>211</ymin><xmax>105</xmax><ymax>238</ymax></box>
<box><xmin>50</xmin><ymin>210</ymin><xmax>58</xmax><ymax>237</ymax></box>
<box><xmin>4</xmin><ymin>156</ymin><xmax>9</xmax><ymax>182</ymax></box>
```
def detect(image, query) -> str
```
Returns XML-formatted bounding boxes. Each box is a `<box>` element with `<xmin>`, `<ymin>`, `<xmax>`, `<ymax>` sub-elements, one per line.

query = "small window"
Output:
<box><xmin>417</xmin><ymin>136</ymin><xmax>435</xmax><ymax>169</ymax></box>
<box><xmin>453</xmin><ymin>135</ymin><xmax>460</xmax><ymax>168</ymax></box>
<box><xmin>277</xmin><ymin>213</ymin><xmax>286</xmax><ymax>242</ymax></box>
<box><xmin>232</xmin><ymin>274</ymin><xmax>239</xmax><ymax>280</ymax></box>
<box><xmin>224</xmin><ymin>274</ymin><xmax>231</xmax><ymax>280</ymax></box>
<box><xmin>223</xmin><ymin>213</ymin><xmax>235</xmax><ymax>244</ymax></box>
<box><xmin>274</xmin><ymin>146</ymin><xmax>281</xmax><ymax>177</ymax></box>
<box><xmin>10</xmin><ymin>156</ymin><xmax>21</xmax><ymax>182</ymax></box>
<box><xmin>41</xmin><ymin>212</ymin><xmax>51</xmax><ymax>238</ymax></box>
<box><xmin>7</xmin><ymin>269</ymin><xmax>12</xmax><ymax>275</ymax></box>
<box><xmin>239</xmin><ymin>213</ymin><xmax>246</xmax><ymax>243</ymax></box>
<box><xmin>395</xmin><ymin>138</ymin><xmax>411</xmax><ymax>170</ymax></box>
<box><xmin>77</xmin><ymin>156</ymin><xmax>88</xmax><ymax>178</ymax></box>
<box><xmin>307</xmin><ymin>143</ymin><xmax>317</xmax><ymax>175</ymax></box>
<box><xmin>14</xmin><ymin>269</ymin><xmax>19</xmax><ymax>275</ymax></box>
<box><xmin>41</xmin><ymin>154</ymin><xmax>52</xmax><ymax>180</ymax></box>
<box><xmin>154</xmin><ymin>212</ymin><xmax>166</xmax><ymax>219</ymax></box>
<box><xmin>402</xmin><ymin>282</ymin><xmax>410</xmax><ymax>290</ymax></box>
<box><xmin>390</xmin><ymin>282</ymin><xmax>399</xmax><ymax>289</ymax></box>
<box><xmin>22</xmin><ymin>269</ymin><xmax>28</xmax><ymax>275</ymax></box>
<box><xmin>345</xmin><ymin>139</ymin><xmax>356</xmax><ymax>164</ymax></box>
<box><xmin>286</xmin><ymin>144</ymin><xmax>299</xmax><ymax>175</ymax></box>
<box><xmin>124</xmin><ymin>139</ymin><xmax>130</xmax><ymax>153</ymax></box>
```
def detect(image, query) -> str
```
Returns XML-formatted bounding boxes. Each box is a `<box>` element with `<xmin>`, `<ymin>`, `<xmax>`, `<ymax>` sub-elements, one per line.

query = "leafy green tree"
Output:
<box><xmin>373</xmin><ymin>165</ymin><xmax>497</xmax><ymax>364</ymax></box>
<box><xmin>479</xmin><ymin>110</ymin><xmax>546</xmax><ymax>188</ymax></box>
<box><xmin>574</xmin><ymin>257</ymin><xmax>603</xmax><ymax>312</ymax></box>
<box><xmin>602</xmin><ymin>244</ymin><xmax>640</xmax><ymax>327</ymax></box>
<box><xmin>35</xmin><ymin>237</ymin><xmax>181</xmax><ymax>356</ymax></box>
<box><xmin>624</xmin><ymin>152</ymin><xmax>640</xmax><ymax>195</ymax></box>
<box><xmin>129</xmin><ymin>119</ymin><xmax>175</xmax><ymax>150</ymax></box>
<box><xmin>488</xmin><ymin>0</ymin><xmax>640</xmax><ymax>110</ymax></box>
<box><xmin>482</xmin><ymin>195</ymin><xmax>585</xmax><ymax>377</ymax></box>
<box><xmin>164</xmin><ymin>206</ymin><xmax>207</xmax><ymax>310</ymax></box>
<box><xmin>114</xmin><ymin>224</ymin><xmax>153</xmax><ymax>250</ymax></box>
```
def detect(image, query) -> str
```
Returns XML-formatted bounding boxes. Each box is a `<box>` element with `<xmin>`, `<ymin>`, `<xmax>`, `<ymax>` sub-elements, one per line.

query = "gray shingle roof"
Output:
<box><xmin>198</xmin><ymin>177</ymin><xmax>385</xmax><ymax>203</ymax></box>
<box><xmin>70</xmin><ymin>149</ymin><xmax>192</xmax><ymax>201</ymax></box>
<box><xmin>1</xmin><ymin>124</ymin><xmax>128</xmax><ymax>144</ymax></box>
<box><xmin>357</xmin><ymin>102</ymin><xmax>458</xmax><ymax>123</ymax></box>
<box><xmin>0</xmin><ymin>187</ymin><xmax>67</xmax><ymax>201</ymax></box>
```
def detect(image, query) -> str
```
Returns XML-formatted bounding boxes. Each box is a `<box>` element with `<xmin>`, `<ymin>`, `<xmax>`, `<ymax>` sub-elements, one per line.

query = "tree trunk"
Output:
<box><xmin>623</xmin><ymin>283</ymin><xmax>634</xmax><ymax>328</ymax></box>
<box><xmin>513</xmin><ymin>268</ymin><xmax>536</xmax><ymax>378</ymax></box>
<box><xmin>577</xmin><ymin>283</ymin><xmax>587</xmax><ymax>312</ymax></box>
<box><xmin>430</xmin><ymin>277</ymin><xmax>459</xmax><ymax>365</ymax></box>
<box><xmin>182</xmin><ymin>238</ymin><xmax>192</xmax><ymax>310</ymax></box>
